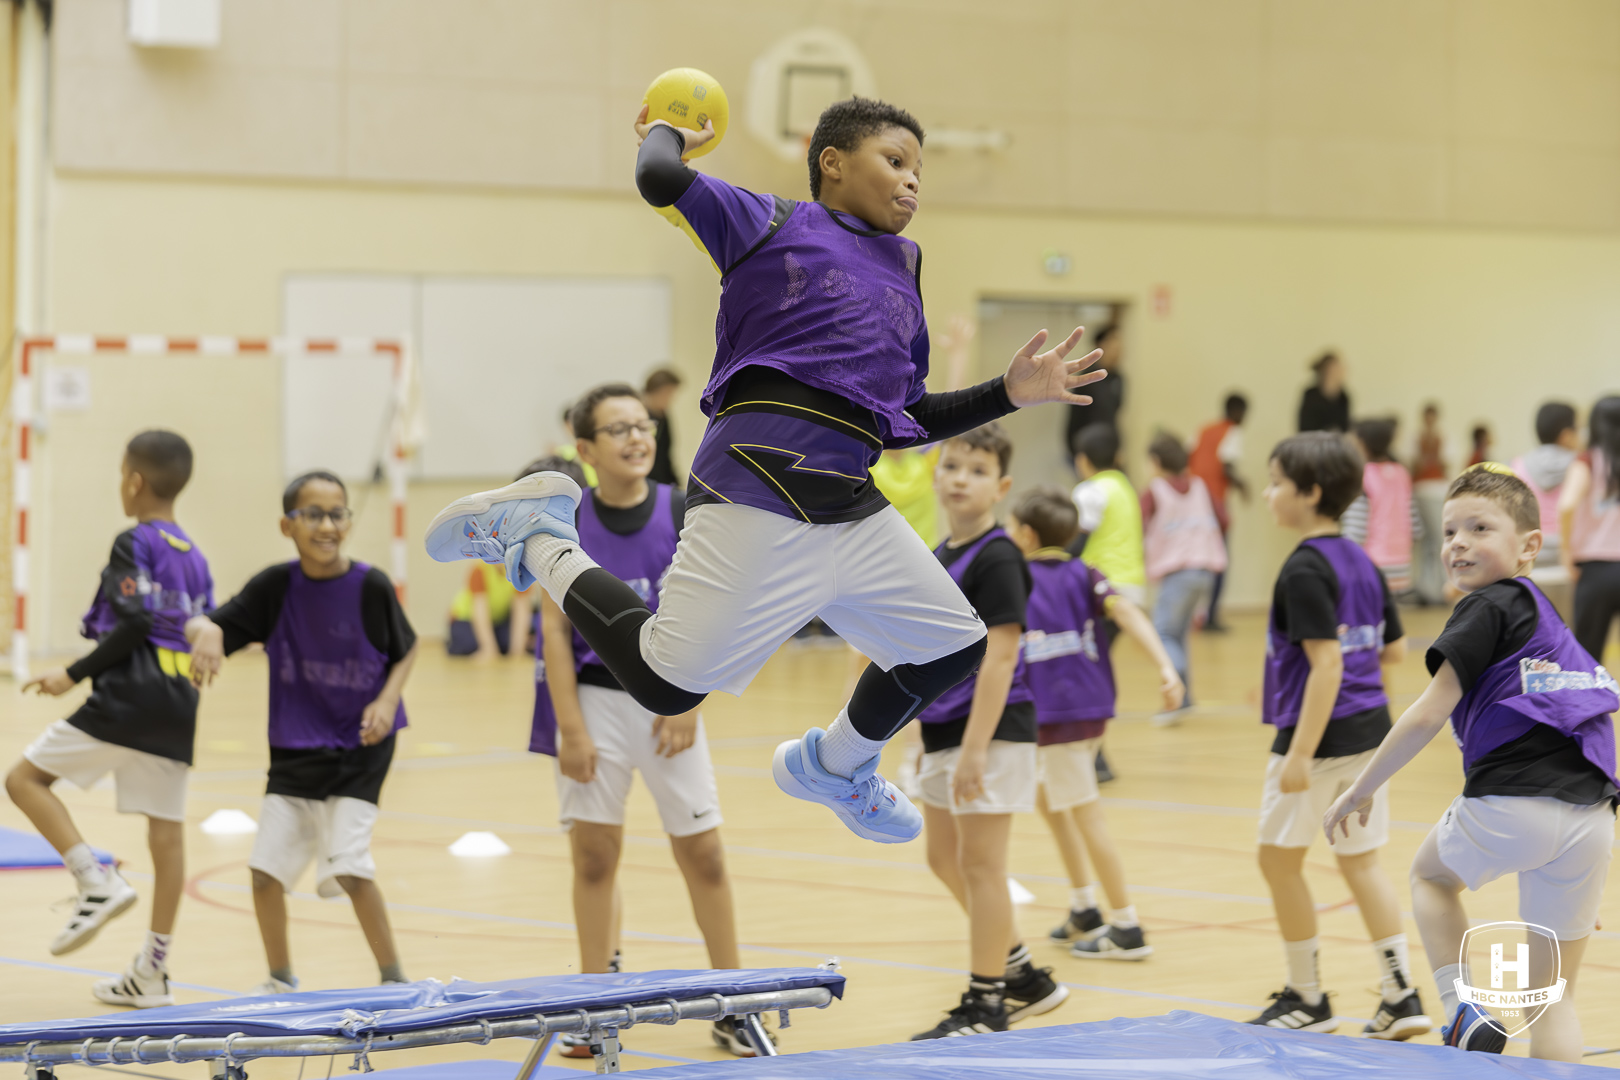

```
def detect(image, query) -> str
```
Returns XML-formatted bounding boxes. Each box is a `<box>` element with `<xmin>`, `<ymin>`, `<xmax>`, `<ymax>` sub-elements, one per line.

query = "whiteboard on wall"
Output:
<box><xmin>419</xmin><ymin>277</ymin><xmax>669</xmax><ymax>478</ymax></box>
<box><xmin>283</xmin><ymin>274</ymin><xmax>670</xmax><ymax>480</ymax></box>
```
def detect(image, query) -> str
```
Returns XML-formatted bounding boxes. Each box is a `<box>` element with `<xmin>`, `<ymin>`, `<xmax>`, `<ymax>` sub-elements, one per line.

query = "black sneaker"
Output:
<box><xmin>910</xmin><ymin>984</ymin><xmax>1009</xmax><ymax>1040</ymax></box>
<box><xmin>1247</xmin><ymin>987</ymin><xmax>1337</xmax><ymax>1032</ymax></box>
<box><xmin>1362</xmin><ymin>991</ymin><xmax>1432</xmax><ymax>1041</ymax></box>
<box><xmin>1047</xmin><ymin>906</ymin><xmax>1105</xmax><ymax>943</ymax></box>
<box><xmin>1095</xmin><ymin>749</ymin><xmax>1116</xmax><ymax>783</ymax></box>
<box><xmin>1003</xmin><ymin>965</ymin><xmax>1069</xmax><ymax>1023</ymax></box>
<box><xmin>1069</xmin><ymin>924</ymin><xmax>1153</xmax><ymax>961</ymax></box>
<box><xmin>712</xmin><ymin>1016</ymin><xmax>776</xmax><ymax>1057</ymax></box>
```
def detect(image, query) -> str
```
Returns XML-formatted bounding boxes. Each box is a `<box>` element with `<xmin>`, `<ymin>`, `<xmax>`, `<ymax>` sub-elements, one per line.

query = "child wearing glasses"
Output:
<box><xmin>188</xmin><ymin>470</ymin><xmax>418</xmax><ymax>994</ymax></box>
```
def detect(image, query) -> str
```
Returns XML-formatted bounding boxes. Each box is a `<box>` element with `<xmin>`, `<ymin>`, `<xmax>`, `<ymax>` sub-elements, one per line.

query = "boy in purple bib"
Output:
<box><xmin>192</xmin><ymin>470</ymin><xmax>417</xmax><ymax>995</ymax></box>
<box><xmin>1004</xmin><ymin>487</ymin><xmax>1183</xmax><ymax>963</ymax></box>
<box><xmin>1251</xmin><ymin>433</ymin><xmax>1425</xmax><ymax>1040</ymax></box>
<box><xmin>1327</xmin><ymin>464</ymin><xmax>1618</xmax><ymax>1061</ymax></box>
<box><xmin>11</xmin><ymin>431</ymin><xmax>214</xmax><ymax>1008</ymax></box>
<box><xmin>427</xmin><ymin>96</ymin><xmax>1106</xmax><ymax>848</ymax></box>
<box><xmin>909</xmin><ymin>425</ymin><xmax>1068</xmax><ymax>1040</ymax></box>
<box><xmin>532</xmin><ymin>386</ymin><xmax>759</xmax><ymax>1060</ymax></box>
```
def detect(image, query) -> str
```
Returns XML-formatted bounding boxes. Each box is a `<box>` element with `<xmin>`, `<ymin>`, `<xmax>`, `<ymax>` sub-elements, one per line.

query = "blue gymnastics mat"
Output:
<box><xmin>643</xmin><ymin>1011</ymin><xmax>1609</xmax><ymax>1079</ymax></box>
<box><xmin>0</xmin><ymin>827</ymin><xmax>114</xmax><ymax>870</ymax></box>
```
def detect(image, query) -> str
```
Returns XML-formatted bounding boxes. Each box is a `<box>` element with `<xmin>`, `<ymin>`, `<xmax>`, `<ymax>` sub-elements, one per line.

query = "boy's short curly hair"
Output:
<box><xmin>126</xmin><ymin>430</ymin><xmax>194</xmax><ymax>500</ymax></box>
<box><xmin>1269</xmin><ymin>431</ymin><xmax>1363</xmax><ymax>521</ymax></box>
<box><xmin>807</xmin><ymin>97</ymin><xmax>925</xmax><ymax>201</ymax></box>
<box><xmin>1446</xmin><ymin>463</ymin><xmax>1541</xmax><ymax>533</ymax></box>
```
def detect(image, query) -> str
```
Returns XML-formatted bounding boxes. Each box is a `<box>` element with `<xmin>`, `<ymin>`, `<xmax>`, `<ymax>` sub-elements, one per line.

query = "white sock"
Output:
<box><xmin>1284</xmin><ymin>937</ymin><xmax>1322</xmax><ymax>1005</ymax></box>
<box><xmin>63</xmin><ymin>843</ymin><xmax>107</xmax><ymax>889</ymax></box>
<box><xmin>1371</xmin><ymin>933</ymin><xmax>1414</xmax><ymax>1003</ymax></box>
<box><xmin>521</xmin><ymin>535</ymin><xmax>599</xmax><ymax>607</ymax></box>
<box><xmin>1434</xmin><ymin>962</ymin><xmax>1467</xmax><ymax>1018</ymax></box>
<box><xmin>1004</xmin><ymin>942</ymin><xmax>1032</xmax><ymax>978</ymax></box>
<box><xmin>1110</xmin><ymin>904</ymin><xmax>1139</xmax><ymax>929</ymax></box>
<box><xmin>1071</xmin><ymin>885</ymin><xmax>1097</xmax><ymax>912</ymax></box>
<box><xmin>137</xmin><ymin>930</ymin><xmax>172</xmax><ymax>975</ymax></box>
<box><xmin>816</xmin><ymin>709</ymin><xmax>886</xmax><ymax>779</ymax></box>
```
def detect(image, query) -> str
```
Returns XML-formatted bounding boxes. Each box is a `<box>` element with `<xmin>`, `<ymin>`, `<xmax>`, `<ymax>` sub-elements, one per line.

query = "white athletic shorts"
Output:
<box><xmin>555</xmin><ymin>684</ymin><xmax>722</xmax><ymax>838</ymax></box>
<box><xmin>24</xmin><ymin>719</ymin><xmax>188</xmax><ymax>822</ymax></box>
<box><xmin>1434</xmin><ymin>794</ymin><xmax>1615</xmax><ymax>940</ymax></box>
<box><xmin>918</xmin><ymin>740</ymin><xmax>1037</xmax><ymax>816</ymax></box>
<box><xmin>249</xmin><ymin>794</ymin><xmax>379</xmax><ymax>898</ymax></box>
<box><xmin>1257</xmin><ymin>749</ymin><xmax>1389</xmax><ymax>855</ymax></box>
<box><xmin>642</xmin><ymin>503</ymin><xmax>987</xmax><ymax>696</ymax></box>
<box><xmin>1038</xmin><ymin>738</ymin><xmax>1102</xmax><ymax>811</ymax></box>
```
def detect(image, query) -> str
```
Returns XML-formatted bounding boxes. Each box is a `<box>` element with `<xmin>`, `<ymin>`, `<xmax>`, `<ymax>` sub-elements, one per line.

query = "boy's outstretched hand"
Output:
<box><xmin>1322</xmin><ymin>784</ymin><xmax>1374</xmax><ymax>844</ymax></box>
<box><xmin>22</xmin><ymin>669</ymin><xmax>74</xmax><ymax>696</ymax></box>
<box><xmin>633</xmin><ymin>104</ymin><xmax>716</xmax><ymax>162</ymax></box>
<box><xmin>185</xmin><ymin>616</ymin><xmax>224</xmax><ymax>688</ymax></box>
<box><xmin>1003</xmin><ymin>327</ymin><xmax>1106</xmax><ymax>409</ymax></box>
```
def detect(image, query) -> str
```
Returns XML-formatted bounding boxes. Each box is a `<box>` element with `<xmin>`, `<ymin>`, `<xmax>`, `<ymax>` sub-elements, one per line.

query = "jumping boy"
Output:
<box><xmin>188</xmin><ymin>470</ymin><xmax>416</xmax><ymax>994</ymax></box>
<box><xmin>532</xmin><ymin>387</ymin><xmax>763</xmax><ymax>1059</ymax></box>
<box><xmin>9</xmin><ymin>431</ymin><xmax>213</xmax><ymax>1008</ymax></box>
<box><xmin>1250</xmin><ymin>432</ymin><xmax>1429</xmax><ymax>1040</ymax></box>
<box><xmin>1004</xmin><ymin>487</ymin><xmax>1183</xmax><ymax>959</ymax></box>
<box><xmin>425</xmin><ymin>97</ymin><xmax>1103</xmax><ymax>844</ymax></box>
<box><xmin>910</xmin><ymin>425</ymin><xmax>1067</xmax><ymax>1039</ymax></box>
<box><xmin>1326</xmin><ymin>464</ymin><xmax>1618</xmax><ymax>1061</ymax></box>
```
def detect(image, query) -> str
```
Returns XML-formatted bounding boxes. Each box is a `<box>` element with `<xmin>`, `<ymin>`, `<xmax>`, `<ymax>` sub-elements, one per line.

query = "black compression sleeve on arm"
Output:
<box><xmin>65</xmin><ymin>613</ymin><xmax>153</xmax><ymax>683</ymax></box>
<box><xmin>901</xmin><ymin>377</ymin><xmax>1016</xmax><ymax>445</ymax></box>
<box><xmin>635</xmin><ymin>125</ymin><xmax>697</xmax><ymax>207</ymax></box>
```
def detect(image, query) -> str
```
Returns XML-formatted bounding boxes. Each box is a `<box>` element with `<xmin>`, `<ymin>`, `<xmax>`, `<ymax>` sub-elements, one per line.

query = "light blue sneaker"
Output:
<box><xmin>1441</xmin><ymin>1000</ymin><xmax>1506</xmax><ymax>1053</ymax></box>
<box><xmin>772</xmin><ymin>728</ymin><xmax>921</xmax><ymax>844</ymax></box>
<box><xmin>424</xmin><ymin>473</ymin><xmax>582</xmax><ymax>591</ymax></box>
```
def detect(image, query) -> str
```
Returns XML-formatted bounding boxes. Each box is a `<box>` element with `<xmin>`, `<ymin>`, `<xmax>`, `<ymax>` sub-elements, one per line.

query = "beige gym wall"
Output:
<box><xmin>22</xmin><ymin>0</ymin><xmax>1620</xmax><ymax>652</ymax></box>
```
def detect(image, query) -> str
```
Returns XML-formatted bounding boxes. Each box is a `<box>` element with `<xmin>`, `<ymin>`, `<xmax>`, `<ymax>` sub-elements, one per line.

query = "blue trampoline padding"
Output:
<box><xmin>0</xmin><ymin>968</ymin><xmax>845</xmax><ymax>1043</ymax></box>
<box><xmin>0</xmin><ymin>827</ymin><xmax>114</xmax><ymax>870</ymax></box>
<box><xmin>375</xmin><ymin>1060</ymin><xmax>576</xmax><ymax>1080</ymax></box>
<box><xmin>642</xmin><ymin>1011</ymin><xmax>1610</xmax><ymax>1079</ymax></box>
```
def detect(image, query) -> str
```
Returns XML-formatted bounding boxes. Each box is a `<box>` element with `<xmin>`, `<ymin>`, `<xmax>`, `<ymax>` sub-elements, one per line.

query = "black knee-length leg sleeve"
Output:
<box><xmin>845</xmin><ymin>636</ymin><xmax>988</xmax><ymax>741</ymax></box>
<box><xmin>562</xmin><ymin>569</ymin><xmax>707</xmax><ymax>716</ymax></box>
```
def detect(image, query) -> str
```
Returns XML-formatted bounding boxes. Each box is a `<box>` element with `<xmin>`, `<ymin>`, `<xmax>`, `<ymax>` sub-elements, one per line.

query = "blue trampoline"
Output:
<box><xmin>639</xmin><ymin>1011</ymin><xmax>1609</xmax><ymax>1079</ymax></box>
<box><xmin>0</xmin><ymin>967</ymin><xmax>843</xmax><ymax>1077</ymax></box>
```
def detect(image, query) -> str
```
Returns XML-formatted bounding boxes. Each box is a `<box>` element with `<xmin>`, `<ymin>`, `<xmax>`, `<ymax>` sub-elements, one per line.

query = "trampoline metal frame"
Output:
<box><xmin>0</xmin><ymin>986</ymin><xmax>832</xmax><ymax>1077</ymax></box>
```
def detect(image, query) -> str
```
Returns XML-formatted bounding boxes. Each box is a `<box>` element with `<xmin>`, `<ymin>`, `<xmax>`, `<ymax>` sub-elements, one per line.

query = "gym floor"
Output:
<box><xmin>1</xmin><ymin>608</ymin><xmax>1616</xmax><ymax>1072</ymax></box>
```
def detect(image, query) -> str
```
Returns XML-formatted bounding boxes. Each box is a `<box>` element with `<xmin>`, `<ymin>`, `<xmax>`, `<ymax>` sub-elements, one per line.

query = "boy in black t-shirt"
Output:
<box><xmin>1250</xmin><ymin>433</ymin><xmax>1425</xmax><ymax>1039</ymax></box>
<box><xmin>910</xmin><ymin>425</ymin><xmax>1067</xmax><ymax>1040</ymax></box>
<box><xmin>190</xmin><ymin>471</ymin><xmax>417</xmax><ymax>993</ymax></box>
<box><xmin>1327</xmin><ymin>465</ymin><xmax>1618</xmax><ymax>1060</ymax></box>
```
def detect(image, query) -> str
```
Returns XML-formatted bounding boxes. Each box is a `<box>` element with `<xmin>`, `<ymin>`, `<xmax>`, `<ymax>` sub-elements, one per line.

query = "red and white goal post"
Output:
<box><xmin>7</xmin><ymin>334</ymin><xmax>411</xmax><ymax>682</ymax></box>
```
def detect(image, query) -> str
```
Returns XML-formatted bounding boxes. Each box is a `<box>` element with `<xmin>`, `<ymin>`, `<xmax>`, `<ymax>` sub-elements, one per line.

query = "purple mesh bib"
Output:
<box><xmin>81</xmin><ymin>521</ymin><xmax>213</xmax><ymax>652</ymax></box>
<box><xmin>1262</xmin><ymin>536</ymin><xmax>1388</xmax><ymax>729</ymax></box>
<box><xmin>1449</xmin><ymin>579</ymin><xmax>1618</xmax><ymax>784</ymax></box>
<box><xmin>916</xmin><ymin>528</ymin><xmax>1031</xmax><ymax>725</ymax></box>
<box><xmin>264</xmin><ymin>562</ymin><xmax>407</xmax><ymax>750</ymax></box>
<box><xmin>1024</xmin><ymin>557</ymin><xmax>1116</xmax><ymax>725</ymax></box>
<box><xmin>698</xmin><ymin>202</ymin><xmax>927</xmax><ymax>444</ymax></box>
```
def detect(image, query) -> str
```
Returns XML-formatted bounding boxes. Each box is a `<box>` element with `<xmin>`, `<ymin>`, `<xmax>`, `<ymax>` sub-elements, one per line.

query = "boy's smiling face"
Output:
<box><xmin>1442</xmin><ymin>494</ymin><xmax>1541</xmax><ymax>593</ymax></box>
<box><xmin>577</xmin><ymin>394</ymin><xmax>655</xmax><ymax>486</ymax></box>
<box><xmin>280</xmin><ymin>477</ymin><xmax>350</xmax><ymax>571</ymax></box>
<box><xmin>819</xmin><ymin>125</ymin><xmax>922</xmax><ymax>234</ymax></box>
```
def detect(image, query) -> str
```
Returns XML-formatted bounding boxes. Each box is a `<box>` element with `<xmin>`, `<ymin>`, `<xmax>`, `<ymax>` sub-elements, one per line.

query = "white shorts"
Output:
<box><xmin>642</xmin><ymin>503</ymin><xmax>987</xmax><ymax>696</ymax></box>
<box><xmin>918</xmin><ymin>740</ymin><xmax>1038</xmax><ymax>816</ymax></box>
<box><xmin>24</xmin><ymin>720</ymin><xmax>188</xmax><ymax>822</ymax></box>
<box><xmin>1434</xmin><ymin>794</ymin><xmax>1615</xmax><ymax>940</ymax></box>
<box><xmin>1038</xmin><ymin>738</ymin><xmax>1102</xmax><ymax>811</ymax></box>
<box><xmin>1257</xmin><ymin>749</ymin><xmax>1389</xmax><ymax>855</ymax></box>
<box><xmin>249</xmin><ymin>794</ymin><xmax>379</xmax><ymax>898</ymax></box>
<box><xmin>555</xmin><ymin>684</ymin><xmax>722</xmax><ymax>838</ymax></box>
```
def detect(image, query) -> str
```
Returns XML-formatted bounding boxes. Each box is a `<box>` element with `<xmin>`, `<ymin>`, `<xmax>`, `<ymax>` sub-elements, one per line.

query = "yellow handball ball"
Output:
<box><xmin>643</xmin><ymin>67</ymin><xmax>728</xmax><ymax>159</ymax></box>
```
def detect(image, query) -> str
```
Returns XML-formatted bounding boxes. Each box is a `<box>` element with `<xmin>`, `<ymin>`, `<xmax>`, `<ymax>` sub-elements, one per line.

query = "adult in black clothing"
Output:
<box><xmin>1064</xmin><ymin>324</ymin><xmax>1124</xmax><ymax>458</ymax></box>
<box><xmin>642</xmin><ymin>367</ymin><xmax>683</xmax><ymax>487</ymax></box>
<box><xmin>1297</xmin><ymin>350</ymin><xmax>1351</xmax><ymax>433</ymax></box>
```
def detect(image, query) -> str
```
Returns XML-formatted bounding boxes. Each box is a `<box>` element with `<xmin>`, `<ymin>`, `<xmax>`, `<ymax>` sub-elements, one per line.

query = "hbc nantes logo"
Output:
<box><xmin>1455</xmin><ymin>921</ymin><xmax>1566</xmax><ymax>1037</ymax></box>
